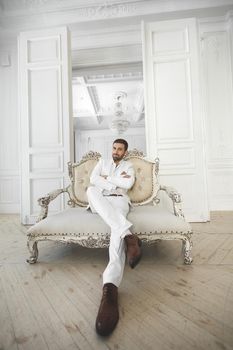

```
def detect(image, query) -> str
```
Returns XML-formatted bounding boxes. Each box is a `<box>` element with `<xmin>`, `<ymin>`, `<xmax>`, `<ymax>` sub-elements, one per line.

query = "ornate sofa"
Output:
<box><xmin>27</xmin><ymin>150</ymin><xmax>193</xmax><ymax>265</ymax></box>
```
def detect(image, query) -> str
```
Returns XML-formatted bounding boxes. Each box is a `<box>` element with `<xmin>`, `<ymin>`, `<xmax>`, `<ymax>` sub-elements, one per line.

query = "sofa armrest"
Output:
<box><xmin>37</xmin><ymin>188</ymin><xmax>68</xmax><ymax>222</ymax></box>
<box><xmin>159</xmin><ymin>185</ymin><xmax>185</xmax><ymax>219</ymax></box>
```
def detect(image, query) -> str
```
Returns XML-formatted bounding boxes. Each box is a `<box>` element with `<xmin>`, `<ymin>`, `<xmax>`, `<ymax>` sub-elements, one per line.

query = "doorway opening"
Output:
<box><xmin>72</xmin><ymin>63</ymin><xmax>146</xmax><ymax>161</ymax></box>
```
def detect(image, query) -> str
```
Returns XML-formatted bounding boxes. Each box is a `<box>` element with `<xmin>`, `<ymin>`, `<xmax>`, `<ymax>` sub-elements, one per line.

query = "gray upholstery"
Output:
<box><xmin>28</xmin><ymin>205</ymin><xmax>192</xmax><ymax>238</ymax></box>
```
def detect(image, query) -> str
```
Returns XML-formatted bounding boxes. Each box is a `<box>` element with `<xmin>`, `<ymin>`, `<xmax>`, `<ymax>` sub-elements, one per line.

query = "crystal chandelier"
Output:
<box><xmin>110</xmin><ymin>91</ymin><xmax>130</xmax><ymax>134</ymax></box>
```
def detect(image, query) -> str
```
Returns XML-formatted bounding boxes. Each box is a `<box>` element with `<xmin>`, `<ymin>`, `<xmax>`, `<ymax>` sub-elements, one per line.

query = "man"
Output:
<box><xmin>86</xmin><ymin>139</ymin><xmax>142</xmax><ymax>336</ymax></box>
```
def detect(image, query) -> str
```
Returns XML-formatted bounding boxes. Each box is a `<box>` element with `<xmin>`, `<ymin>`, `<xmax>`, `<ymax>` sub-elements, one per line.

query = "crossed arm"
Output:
<box><xmin>90</xmin><ymin>159</ymin><xmax>135</xmax><ymax>191</ymax></box>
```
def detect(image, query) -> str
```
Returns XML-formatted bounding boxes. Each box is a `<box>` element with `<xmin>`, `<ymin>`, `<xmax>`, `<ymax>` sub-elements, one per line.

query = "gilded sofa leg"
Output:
<box><xmin>27</xmin><ymin>239</ymin><xmax>38</xmax><ymax>264</ymax></box>
<box><xmin>182</xmin><ymin>236</ymin><xmax>193</xmax><ymax>265</ymax></box>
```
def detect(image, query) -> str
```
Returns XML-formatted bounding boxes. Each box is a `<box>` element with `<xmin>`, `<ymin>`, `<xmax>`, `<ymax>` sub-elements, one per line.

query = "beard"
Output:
<box><xmin>112</xmin><ymin>154</ymin><xmax>123</xmax><ymax>162</ymax></box>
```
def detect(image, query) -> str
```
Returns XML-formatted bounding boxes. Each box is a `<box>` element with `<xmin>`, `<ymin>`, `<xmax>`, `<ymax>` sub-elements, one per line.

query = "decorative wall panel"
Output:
<box><xmin>19</xmin><ymin>27</ymin><xmax>73</xmax><ymax>224</ymax></box>
<box><xmin>0</xmin><ymin>178</ymin><xmax>19</xmax><ymax>203</ymax></box>
<box><xmin>154</xmin><ymin>59</ymin><xmax>193</xmax><ymax>143</ymax></box>
<box><xmin>159</xmin><ymin>173</ymin><xmax>204</xmax><ymax>221</ymax></box>
<box><xmin>29</xmin><ymin>152</ymin><xmax>63</xmax><ymax>173</ymax></box>
<box><xmin>0</xmin><ymin>177</ymin><xmax>20</xmax><ymax>213</ymax></box>
<box><xmin>158</xmin><ymin>147</ymin><xmax>195</xmax><ymax>169</ymax></box>
<box><xmin>0</xmin><ymin>45</ymin><xmax>19</xmax><ymax>213</ymax></box>
<box><xmin>27</xmin><ymin>36</ymin><xmax>60</xmax><ymax>63</ymax></box>
<box><xmin>143</xmin><ymin>18</ymin><xmax>209</xmax><ymax>221</ymax></box>
<box><xmin>203</xmin><ymin>32</ymin><xmax>233</xmax><ymax>164</ymax></box>
<box><xmin>152</xmin><ymin>28</ymin><xmax>188</xmax><ymax>55</ymax></box>
<box><xmin>208</xmin><ymin>170</ymin><xmax>233</xmax><ymax>210</ymax></box>
<box><xmin>202</xmin><ymin>25</ymin><xmax>233</xmax><ymax>210</ymax></box>
<box><xmin>28</xmin><ymin>68</ymin><xmax>62</xmax><ymax>147</ymax></box>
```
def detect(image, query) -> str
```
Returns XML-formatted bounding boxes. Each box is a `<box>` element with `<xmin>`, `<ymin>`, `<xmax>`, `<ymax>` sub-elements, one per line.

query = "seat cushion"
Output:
<box><xmin>28</xmin><ymin>205</ymin><xmax>192</xmax><ymax>238</ymax></box>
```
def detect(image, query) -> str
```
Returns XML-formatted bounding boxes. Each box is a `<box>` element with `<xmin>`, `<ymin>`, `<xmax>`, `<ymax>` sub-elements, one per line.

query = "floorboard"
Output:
<box><xmin>0</xmin><ymin>213</ymin><xmax>233</xmax><ymax>350</ymax></box>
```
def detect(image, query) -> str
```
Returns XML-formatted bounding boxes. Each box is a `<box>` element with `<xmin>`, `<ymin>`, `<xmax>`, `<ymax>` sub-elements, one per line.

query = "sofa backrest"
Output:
<box><xmin>67</xmin><ymin>149</ymin><xmax>160</xmax><ymax>207</ymax></box>
<box><xmin>125</xmin><ymin>151</ymin><xmax>160</xmax><ymax>205</ymax></box>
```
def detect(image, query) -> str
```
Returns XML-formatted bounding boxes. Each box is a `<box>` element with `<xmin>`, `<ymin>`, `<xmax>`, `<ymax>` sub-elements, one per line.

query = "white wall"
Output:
<box><xmin>200</xmin><ymin>16</ymin><xmax>233</xmax><ymax>210</ymax></box>
<box><xmin>75</xmin><ymin>128</ymin><xmax>146</xmax><ymax>161</ymax></box>
<box><xmin>0</xmin><ymin>44</ymin><xmax>20</xmax><ymax>213</ymax></box>
<box><xmin>1</xmin><ymin>13</ymin><xmax>233</xmax><ymax>214</ymax></box>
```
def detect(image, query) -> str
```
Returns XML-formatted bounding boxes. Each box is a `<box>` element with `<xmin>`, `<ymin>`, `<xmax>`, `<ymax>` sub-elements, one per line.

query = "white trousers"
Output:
<box><xmin>86</xmin><ymin>186</ymin><xmax>132</xmax><ymax>287</ymax></box>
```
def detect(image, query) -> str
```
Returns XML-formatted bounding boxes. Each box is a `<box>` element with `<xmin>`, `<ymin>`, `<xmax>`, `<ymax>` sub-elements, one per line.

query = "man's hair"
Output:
<box><xmin>113</xmin><ymin>138</ymin><xmax>128</xmax><ymax>151</ymax></box>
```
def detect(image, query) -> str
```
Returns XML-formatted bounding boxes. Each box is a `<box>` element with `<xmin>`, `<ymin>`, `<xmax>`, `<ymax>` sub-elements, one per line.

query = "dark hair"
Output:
<box><xmin>113</xmin><ymin>139</ymin><xmax>128</xmax><ymax>151</ymax></box>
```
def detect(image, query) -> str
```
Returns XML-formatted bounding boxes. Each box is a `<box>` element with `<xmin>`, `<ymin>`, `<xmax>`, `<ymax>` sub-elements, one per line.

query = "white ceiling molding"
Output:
<box><xmin>199</xmin><ymin>10</ymin><xmax>233</xmax><ymax>33</ymax></box>
<box><xmin>1</xmin><ymin>0</ymin><xmax>233</xmax><ymax>34</ymax></box>
<box><xmin>1</xmin><ymin>1</ymin><xmax>233</xmax><ymax>49</ymax></box>
<box><xmin>73</xmin><ymin>62</ymin><xmax>143</xmax><ymax>76</ymax></box>
<box><xmin>72</xmin><ymin>44</ymin><xmax>142</xmax><ymax>68</ymax></box>
<box><xmin>72</xmin><ymin>77</ymin><xmax>102</xmax><ymax>125</ymax></box>
<box><xmin>87</xmin><ymin>85</ymin><xmax>101</xmax><ymax>115</ymax></box>
<box><xmin>71</xmin><ymin>24</ymin><xmax>142</xmax><ymax>69</ymax></box>
<box><xmin>0</xmin><ymin>0</ymin><xmax>137</xmax><ymax>17</ymax></box>
<box><xmin>71</xmin><ymin>24</ymin><xmax>141</xmax><ymax>50</ymax></box>
<box><xmin>72</xmin><ymin>77</ymin><xmax>96</xmax><ymax>117</ymax></box>
<box><xmin>84</xmin><ymin>71</ymin><xmax>143</xmax><ymax>84</ymax></box>
<box><xmin>1</xmin><ymin>0</ymin><xmax>233</xmax><ymax>17</ymax></box>
<box><xmin>0</xmin><ymin>0</ymin><xmax>138</xmax><ymax>30</ymax></box>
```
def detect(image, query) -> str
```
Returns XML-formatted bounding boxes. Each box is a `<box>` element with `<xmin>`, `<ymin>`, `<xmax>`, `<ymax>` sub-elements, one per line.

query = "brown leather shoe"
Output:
<box><xmin>124</xmin><ymin>234</ymin><xmax>142</xmax><ymax>269</ymax></box>
<box><xmin>95</xmin><ymin>283</ymin><xmax>119</xmax><ymax>336</ymax></box>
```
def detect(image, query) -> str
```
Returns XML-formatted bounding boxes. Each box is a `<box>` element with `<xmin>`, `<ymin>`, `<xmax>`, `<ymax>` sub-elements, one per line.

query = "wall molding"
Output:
<box><xmin>0</xmin><ymin>44</ymin><xmax>20</xmax><ymax>213</ymax></box>
<box><xmin>200</xmin><ymin>15</ymin><xmax>233</xmax><ymax>211</ymax></box>
<box><xmin>72</xmin><ymin>44</ymin><xmax>142</xmax><ymax>68</ymax></box>
<box><xmin>1</xmin><ymin>0</ymin><xmax>233</xmax><ymax>26</ymax></box>
<box><xmin>1</xmin><ymin>4</ymin><xmax>233</xmax><ymax>215</ymax></box>
<box><xmin>71</xmin><ymin>24</ymin><xmax>141</xmax><ymax>50</ymax></box>
<box><xmin>208</xmin><ymin>169</ymin><xmax>233</xmax><ymax>210</ymax></box>
<box><xmin>0</xmin><ymin>175</ymin><xmax>20</xmax><ymax>212</ymax></box>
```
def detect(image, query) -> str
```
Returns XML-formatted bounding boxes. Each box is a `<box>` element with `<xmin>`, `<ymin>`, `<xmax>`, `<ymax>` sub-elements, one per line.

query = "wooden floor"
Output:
<box><xmin>0</xmin><ymin>213</ymin><xmax>233</xmax><ymax>350</ymax></box>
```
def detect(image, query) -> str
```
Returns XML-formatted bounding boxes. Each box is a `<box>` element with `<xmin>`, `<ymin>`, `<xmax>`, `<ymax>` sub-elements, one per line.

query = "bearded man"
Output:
<box><xmin>86</xmin><ymin>138</ymin><xmax>142</xmax><ymax>336</ymax></box>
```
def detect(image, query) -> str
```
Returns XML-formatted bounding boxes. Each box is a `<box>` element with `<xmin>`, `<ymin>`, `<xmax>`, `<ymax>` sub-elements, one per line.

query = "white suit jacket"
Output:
<box><xmin>89</xmin><ymin>158</ymin><xmax>135</xmax><ymax>202</ymax></box>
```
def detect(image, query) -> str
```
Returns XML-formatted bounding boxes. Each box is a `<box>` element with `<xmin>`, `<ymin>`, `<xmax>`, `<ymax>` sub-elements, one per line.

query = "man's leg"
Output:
<box><xmin>87</xmin><ymin>188</ymin><xmax>142</xmax><ymax>336</ymax></box>
<box><xmin>87</xmin><ymin>187</ymin><xmax>142</xmax><ymax>273</ymax></box>
<box><xmin>102</xmin><ymin>196</ymin><xmax>129</xmax><ymax>287</ymax></box>
<box><xmin>86</xmin><ymin>186</ymin><xmax>132</xmax><ymax>236</ymax></box>
<box><xmin>95</xmin><ymin>196</ymin><xmax>128</xmax><ymax>336</ymax></box>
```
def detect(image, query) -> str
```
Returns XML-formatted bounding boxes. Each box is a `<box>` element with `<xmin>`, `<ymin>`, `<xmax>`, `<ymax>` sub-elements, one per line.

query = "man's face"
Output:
<box><xmin>112</xmin><ymin>143</ymin><xmax>127</xmax><ymax>163</ymax></box>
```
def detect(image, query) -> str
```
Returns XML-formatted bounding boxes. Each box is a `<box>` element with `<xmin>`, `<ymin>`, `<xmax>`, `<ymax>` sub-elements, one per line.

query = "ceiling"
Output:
<box><xmin>72</xmin><ymin>69</ymin><xmax>144</xmax><ymax>130</ymax></box>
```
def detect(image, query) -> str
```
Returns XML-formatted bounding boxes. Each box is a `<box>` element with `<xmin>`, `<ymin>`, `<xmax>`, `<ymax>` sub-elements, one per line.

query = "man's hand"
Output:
<box><xmin>101</xmin><ymin>172</ymin><xmax>131</xmax><ymax>179</ymax></box>
<box><xmin>121</xmin><ymin>171</ymin><xmax>131</xmax><ymax>178</ymax></box>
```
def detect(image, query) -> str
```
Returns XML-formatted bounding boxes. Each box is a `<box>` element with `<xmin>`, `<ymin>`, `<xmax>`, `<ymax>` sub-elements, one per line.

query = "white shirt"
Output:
<box><xmin>90</xmin><ymin>158</ymin><xmax>135</xmax><ymax>201</ymax></box>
